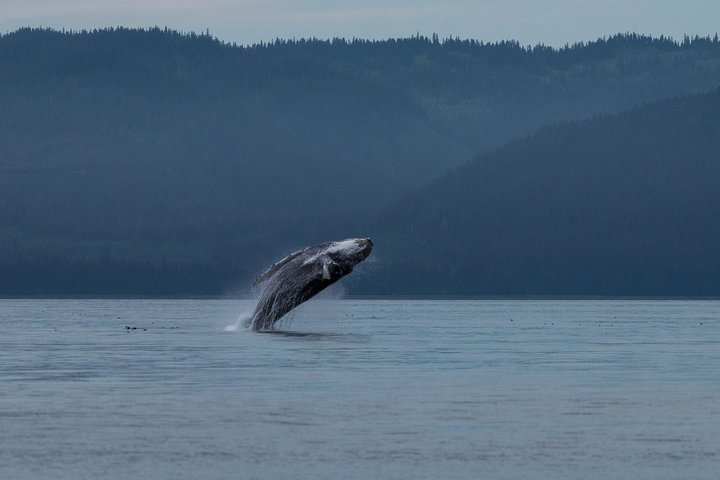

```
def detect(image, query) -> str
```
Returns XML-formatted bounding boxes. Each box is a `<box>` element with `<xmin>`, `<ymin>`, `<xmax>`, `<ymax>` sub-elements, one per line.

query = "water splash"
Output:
<box><xmin>224</xmin><ymin>312</ymin><xmax>253</xmax><ymax>332</ymax></box>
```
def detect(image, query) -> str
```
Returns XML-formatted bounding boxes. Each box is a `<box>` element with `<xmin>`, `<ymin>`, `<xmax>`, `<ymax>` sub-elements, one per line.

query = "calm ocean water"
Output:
<box><xmin>1</xmin><ymin>299</ymin><xmax>718</xmax><ymax>479</ymax></box>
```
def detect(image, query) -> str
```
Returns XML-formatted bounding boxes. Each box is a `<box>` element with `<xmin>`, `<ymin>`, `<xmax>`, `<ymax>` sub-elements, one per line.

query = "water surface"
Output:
<box><xmin>1</xmin><ymin>299</ymin><xmax>718</xmax><ymax>479</ymax></box>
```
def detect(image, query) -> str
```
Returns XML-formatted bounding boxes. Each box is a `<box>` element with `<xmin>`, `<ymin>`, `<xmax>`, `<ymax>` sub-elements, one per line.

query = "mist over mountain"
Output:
<box><xmin>2</xmin><ymin>27</ymin><xmax>720</xmax><ymax>294</ymax></box>
<box><xmin>368</xmin><ymin>88</ymin><xmax>720</xmax><ymax>296</ymax></box>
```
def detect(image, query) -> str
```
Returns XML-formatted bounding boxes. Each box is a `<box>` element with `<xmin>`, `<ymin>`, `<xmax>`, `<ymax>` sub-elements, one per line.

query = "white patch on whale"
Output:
<box><xmin>303</xmin><ymin>239</ymin><xmax>364</xmax><ymax>265</ymax></box>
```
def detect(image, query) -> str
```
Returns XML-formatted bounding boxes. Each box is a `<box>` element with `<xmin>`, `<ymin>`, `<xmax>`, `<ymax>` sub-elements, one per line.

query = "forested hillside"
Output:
<box><xmin>2</xmin><ymin>28</ymin><xmax>720</xmax><ymax>294</ymax></box>
<box><xmin>369</xmin><ymin>88</ymin><xmax>720</xmax><ymax>296</ymax></box>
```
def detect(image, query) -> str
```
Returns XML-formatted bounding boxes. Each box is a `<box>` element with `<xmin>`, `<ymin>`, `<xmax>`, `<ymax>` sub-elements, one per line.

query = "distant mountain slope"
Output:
<box><xmin>2</xmin><ymin>28</ymin><xmax>720</xmax><ymax>294</ymax></box>
<box><xmin>0</xmin><ymin>28</ymin><xmax>468</xmax><ymax>278</ymax></box>
<box><xmin>369</xmin><ymin>88</ymin><xmax>720</xmax><ymax>295</ymax></box>
<box><xmin>267</xmin><ymin>32</ymin><xmax>720</xmax><ymax>153</ymax></box>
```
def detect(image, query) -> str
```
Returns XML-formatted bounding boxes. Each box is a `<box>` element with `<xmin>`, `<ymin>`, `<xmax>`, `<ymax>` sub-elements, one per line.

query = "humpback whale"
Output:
<box><xmin>250</xmin><ymin>238</ymin><xmax>373</xmax><ymax>331</ymax></box>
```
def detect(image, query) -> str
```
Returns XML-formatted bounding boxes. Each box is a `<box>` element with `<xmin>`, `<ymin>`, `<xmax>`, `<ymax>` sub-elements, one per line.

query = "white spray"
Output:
<box><xmin>223</xmin><ymin>311</ymin><xmax>253</xmax><ymax>332</ymax></box>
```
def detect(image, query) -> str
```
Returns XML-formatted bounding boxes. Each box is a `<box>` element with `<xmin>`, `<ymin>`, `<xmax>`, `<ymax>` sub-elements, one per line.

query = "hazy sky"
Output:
<box><xmin>1</xmin><ymin>0</ymin><xmax>718</xmax><ymax>46</ymax></box>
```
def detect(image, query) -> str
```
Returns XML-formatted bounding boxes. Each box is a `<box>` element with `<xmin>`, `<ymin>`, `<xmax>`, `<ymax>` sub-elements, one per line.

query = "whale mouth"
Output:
<box><xmin>356</xmin><ymin>238</ymin><xmax>373</xmax><ymax>258</ymax></box>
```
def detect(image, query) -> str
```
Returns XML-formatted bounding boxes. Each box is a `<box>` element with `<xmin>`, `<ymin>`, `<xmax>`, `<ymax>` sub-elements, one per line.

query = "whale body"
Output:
<box><xmin>250</xmin><ymin>238</ymin><xmax>373</xmax><ymax>331</ymax></box>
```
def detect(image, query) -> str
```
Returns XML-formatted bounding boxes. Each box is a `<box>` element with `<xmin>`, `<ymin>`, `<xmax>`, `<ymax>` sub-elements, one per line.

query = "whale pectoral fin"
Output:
<box><xmin>321</xmin><ymin>257</ymin><xmax>339</xmax><ymax>280</ymax></box>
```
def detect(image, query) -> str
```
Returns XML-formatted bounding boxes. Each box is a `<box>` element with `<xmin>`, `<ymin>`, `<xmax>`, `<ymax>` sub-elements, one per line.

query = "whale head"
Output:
<box><xmin>326</xmin><ymin>238</ymin><xmax>373</xmax><ymax>261</ymax></box>
<box><xmin>317</xmin><ymin>238</ymin><xmax>373</xmax><ymax>280</ymax></box>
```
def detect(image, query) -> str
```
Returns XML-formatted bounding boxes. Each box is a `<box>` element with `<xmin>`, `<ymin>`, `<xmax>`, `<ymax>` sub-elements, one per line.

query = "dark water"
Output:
<box><xmin>1</xmin><ymin>299</ymin><xmax>719</xmax><ymax>479</ymax></box>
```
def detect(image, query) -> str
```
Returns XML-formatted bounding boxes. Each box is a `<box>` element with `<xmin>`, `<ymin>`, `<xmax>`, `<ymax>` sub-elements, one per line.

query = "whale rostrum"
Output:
<box><xmin>250</xmin><ymin>238</ymin><xmax>373</xmax><ymax>331</ymax></box>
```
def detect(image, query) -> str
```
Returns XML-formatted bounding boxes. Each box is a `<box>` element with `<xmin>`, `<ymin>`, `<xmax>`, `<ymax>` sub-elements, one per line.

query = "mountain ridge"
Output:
<box><xmin>2</xmin><ymin>28</ymin><xmax>720</xmax><ymax>294</ymax></box>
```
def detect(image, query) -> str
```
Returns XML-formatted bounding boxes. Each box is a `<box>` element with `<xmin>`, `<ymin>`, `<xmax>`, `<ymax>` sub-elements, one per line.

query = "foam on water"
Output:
<box><xmin>224</xmin><ymin>312</ymin><xmax>253</xmax><ymax>331</ymax></box>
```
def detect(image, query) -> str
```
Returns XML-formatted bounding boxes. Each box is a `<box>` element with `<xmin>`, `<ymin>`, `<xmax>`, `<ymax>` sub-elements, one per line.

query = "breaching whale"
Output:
<box><xmin>250</xmin><ymin>238</ymin><xmax>373</xmax><ymax>331</ymax></box>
